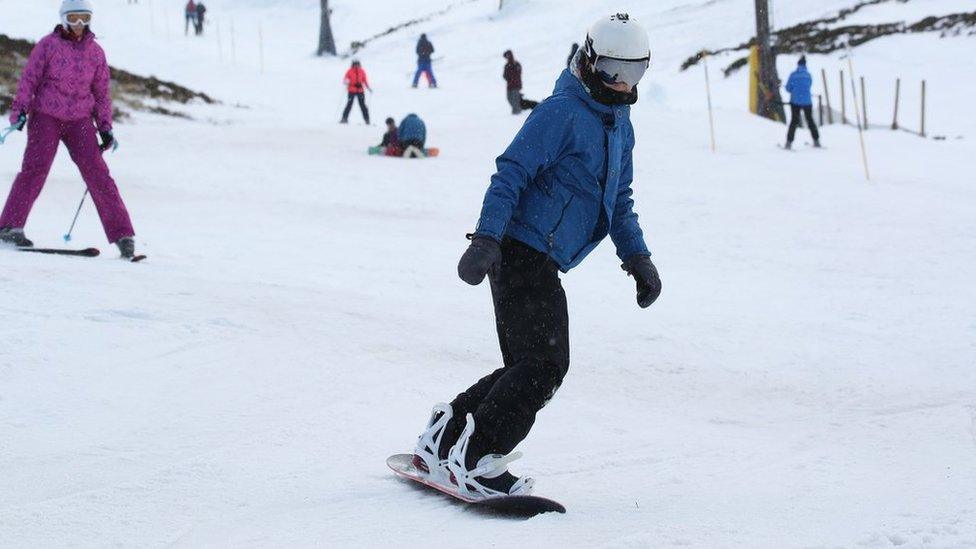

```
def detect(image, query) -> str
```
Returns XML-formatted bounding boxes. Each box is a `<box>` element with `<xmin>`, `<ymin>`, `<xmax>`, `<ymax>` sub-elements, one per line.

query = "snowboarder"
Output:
<box><xmin>184</xmin><ymin>0</ymin><xmax>197</xmax><ymax>36</ymax></box>
<box><xmin>340</xmin><ymin>60</ymin><xmax>371</xmax><ymax>125</ymax></box>
<box><xmin>503</xmin><ymin>50</ymin><xmax>525</xmax><ymax>115</ymax></box>
<box><xmin>412</xmin><ymin>34</ymin><xmax>437</xmax><ymax>89</ymax></box>
<box><xmin>379</xmin><ymin>117</ymin><xmax>400</xmax><ymax>156</ymax></box>
<box><xmin>784</xmin><ymin>56</ymin><xmax>820</xmax><ymax>149</ymax></box>
<box><xmin>411</xmin><ymin>13</ymin><xmax>660</xmax><ymax>499</ymax></box>
<box><xmin>398</xmin><ymin>114</ymin><xmax>426</xmax><ymax>158</ymax></box>
<box><xmin>194</xmin><ymin>2</ymin><xmax>207</xmax><ymax>36</ymax></box>
<box><xmin>0</xmin><ymin>0</ymin><xmax>139</xmax><ymax>259</ymax></box>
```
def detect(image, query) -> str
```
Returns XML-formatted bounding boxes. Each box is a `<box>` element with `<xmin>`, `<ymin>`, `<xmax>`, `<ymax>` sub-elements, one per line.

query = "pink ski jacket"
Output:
<box><xmin>9</xmin><ymin>27</ymin><xmax>113</xmax><ymax>131</ymax></box>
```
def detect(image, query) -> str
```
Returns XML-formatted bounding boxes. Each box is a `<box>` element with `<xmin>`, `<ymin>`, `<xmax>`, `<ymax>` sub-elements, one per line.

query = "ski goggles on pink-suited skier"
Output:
<box><xmin>594</xmin><ymin>55</ymin><xmax>650</xmax><ymax>87</ymax></box>
<box><xmin>66</xmin><ymin>12</ymin><xmax>93</xmax><ymax>26</ymax></box>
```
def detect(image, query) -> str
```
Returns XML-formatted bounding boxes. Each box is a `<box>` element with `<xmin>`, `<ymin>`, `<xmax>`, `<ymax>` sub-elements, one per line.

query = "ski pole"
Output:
<box><xmin>63</xmin><ymin>189</ymin><xmax>90</xmax><ymax>242</ymax></box>
<box><xmin>0</xmin><ymin>126</ymin><xmax>16</xmax><ymax>145</ymax></box>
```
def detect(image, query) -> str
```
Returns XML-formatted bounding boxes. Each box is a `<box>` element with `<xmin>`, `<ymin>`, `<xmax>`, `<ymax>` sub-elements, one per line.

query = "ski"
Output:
<box><xmin>18</xmin><ymin>247</ymin><xmax>100</xmax><ymax>257</ymax></box>
<box><xmin>387</xmin><ymin>454</ymin><xmax>566</xmax><ymax>517</ymax></box>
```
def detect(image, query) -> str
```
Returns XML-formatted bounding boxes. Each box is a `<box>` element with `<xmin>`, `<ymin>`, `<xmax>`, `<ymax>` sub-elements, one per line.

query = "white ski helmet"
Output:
<box><xmin>582</xmin><ymin>13</ymin><xmax>651</xmax><ymax>87</ymax></box>
<box><xmin>60</xmin><ymin>0</ymin><xmax>94</xmax><ymax>29</ymax></box>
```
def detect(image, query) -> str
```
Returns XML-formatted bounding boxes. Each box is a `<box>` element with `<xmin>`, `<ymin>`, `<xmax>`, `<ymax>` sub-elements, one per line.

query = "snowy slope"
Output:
<box><xmin>1</xmin><ymin>1</ymin><xmax>975</xmax><ymax>547</ymax></box>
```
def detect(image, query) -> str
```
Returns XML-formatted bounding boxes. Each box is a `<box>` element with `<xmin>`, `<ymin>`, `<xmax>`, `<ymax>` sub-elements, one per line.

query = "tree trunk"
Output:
<box><xmin>754</xmin><ymin>0</ymin><xmax>786</xmax><ymax>122</ymax></box>
<box><xmin>318</xmin><ymin>0</ymin><xmax>337</xmax><ymax>56</ymax></box>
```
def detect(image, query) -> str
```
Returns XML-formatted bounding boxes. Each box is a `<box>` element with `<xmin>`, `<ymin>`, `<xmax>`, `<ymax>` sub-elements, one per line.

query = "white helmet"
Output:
<box><xmin>60</xmin><ymin>0</ymin><xmax>94</xmax><ymax>29</ymax></box>
<box><xmin>581</xmin><ymin>13</ymin><xmax>650</xmax><ymax>88</ymax></box>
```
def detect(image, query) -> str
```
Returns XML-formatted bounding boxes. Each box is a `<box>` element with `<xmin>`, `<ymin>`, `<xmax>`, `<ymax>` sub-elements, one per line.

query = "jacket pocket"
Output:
<box><xmin>546</xmin><ymin>195</ymin><xmax>575</xmax><ymax>252</ymax></box>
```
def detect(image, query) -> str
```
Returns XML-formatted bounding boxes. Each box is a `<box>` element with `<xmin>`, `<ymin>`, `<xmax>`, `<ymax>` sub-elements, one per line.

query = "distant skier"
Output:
<box><xmin>194</xmin><ymin>2</ymin><xmax>207</xmax><ymax>36</ymax></box>
<box><xmin>503</xmin><ymin>50</ymin><xmax>525</xmax><ymax>115</ymax></box>
<box><xmin>340</xmin><ymin>60</ymin><xmax>371</xmax><ymax>125</ymax></box>
<box><xmin>184</xmin><ymin>0</ymin><xmax>196</xmax><ymax>36</ymax></box>
<box><xmin>397</xmin><ymin>114</ymin><xmax>426</xmax><ymax>158</ymax></box>
<box><xmin>379</xmin><ymin>117</ymin><xmax>400</xmax><ymax>156</ymax></box>
<box><xmin>411</xmin><ymin>13</ymin><xmax>660</xmax><ymax>499</ymax></box>
<box><xmin>0</xmin><ymin>0</ymin><xmax>139</xmax><ymax>259</ymax></box>
<box><xmin>412</xmin><ymin>34</ymin><xmax>437</xmax><ymax>88</ymax></box>
<box><xmin>784</xmin><ymin>56</ymin><xmax>820</xmax><ymax>149</ymax></box>
<box><xmin>566</xmin><ymin>42</ymin><xmax>579</xmax><ymax>68</ymax></box>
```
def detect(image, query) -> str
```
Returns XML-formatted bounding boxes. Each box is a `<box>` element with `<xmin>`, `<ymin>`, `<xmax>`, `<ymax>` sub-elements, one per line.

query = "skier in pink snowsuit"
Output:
<box><xmin>0</xmin><ymin>0</ymin><xmax>138</xmax><ymax>258</ymax></box>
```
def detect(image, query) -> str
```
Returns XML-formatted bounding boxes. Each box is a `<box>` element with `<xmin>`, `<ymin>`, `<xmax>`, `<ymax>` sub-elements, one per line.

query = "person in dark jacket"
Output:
<box><xmin>379</xmin><ymin>117</ymin><xmax>400</xmax><ymax>156</ymax></box>
<box><xmin>784</xmin><ymin>56</ymin><xmax>820</xmax><ymax>149</ymax></box>
<box><xmin>503</xmin><ymin>50</ymin><xmax>524</xmax><ymax>114</ymax></box>
<box><xmin>194</xmin><ymin>2</ymin><xmax>206</xmax><ymax>35</ymax></box>
<box><xmin>410</xmin><ymin>14</ymin><xmax>660</xmax><ymax>500</ymax></box>
<box><xmin>412</xmin><ymin>34</ymin><xmax>437</xmax><ymax>88</ymax></box>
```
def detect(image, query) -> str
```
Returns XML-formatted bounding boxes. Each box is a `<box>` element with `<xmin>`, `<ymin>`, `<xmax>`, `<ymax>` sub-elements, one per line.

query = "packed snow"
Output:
<box><xmin>1</xmin><ymin>0</ymin><xmax>974</xmax><ymax>547</ymax></box>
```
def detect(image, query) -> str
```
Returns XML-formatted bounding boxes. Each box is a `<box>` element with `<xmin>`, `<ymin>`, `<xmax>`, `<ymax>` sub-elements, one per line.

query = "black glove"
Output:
<box><xmin>622</xmin><ymin>255</ymin><xmax>662</xmax><ymax>309</ymax></box>
<box><xmin>98</xmin><ymin>130</ymin><xmax>117</xmax><ymax>152</ymax></box>
<box><xmin>457</xmin><ymin>236</ymin><xmax>502</xmax><ymax>286</ymax></box>
<box><xmin>13</xmin><ymin>112</ymin><xmax>27</xmax><ymax>131</ymax></box>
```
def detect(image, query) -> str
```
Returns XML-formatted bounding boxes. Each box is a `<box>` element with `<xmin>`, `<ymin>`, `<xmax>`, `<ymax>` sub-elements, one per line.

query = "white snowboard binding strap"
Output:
<box><xmin>413</xmin><ymin>403</ymin><xmax>453</xmax><ymax>483</ymax></box>
<box><xmin>447</xmin><ymin>413</ymin><xmax>534</xmax><ymax>499</ymax></box>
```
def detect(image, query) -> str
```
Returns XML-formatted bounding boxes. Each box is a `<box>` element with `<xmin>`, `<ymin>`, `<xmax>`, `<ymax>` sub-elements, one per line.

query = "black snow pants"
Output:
<box><xmin>787</xmin><ymin>103</ymin><xmax>819</xmax><ymax>143</ymax></box>
<box><xmin>440</xmin><ymin>237</ymin><xmax>570</xmax><ymax>467</ymax></box>
<box><xmin>342</xmin><ymin>92</ymin><xmax>370</xmax><ymax>124</ymax></box>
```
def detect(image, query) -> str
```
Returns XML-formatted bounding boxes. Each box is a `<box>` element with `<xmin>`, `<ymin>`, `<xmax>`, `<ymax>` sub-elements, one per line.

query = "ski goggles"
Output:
<box><xmin>594</xmin><ymin>56</ymin><xmax>650</xmax><ymax>87</ymax></box>
<box><xmin>65</xmin><ymin>12</ymin><xmax>93</xmax><ymax>26</ymax></box>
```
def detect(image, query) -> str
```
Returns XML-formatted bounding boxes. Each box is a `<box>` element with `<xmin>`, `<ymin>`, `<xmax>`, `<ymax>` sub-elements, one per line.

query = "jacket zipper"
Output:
<box><xmin>547</xmin><ymin>196</ymin><xmax>575</xmax><ymax>252</ymax></box>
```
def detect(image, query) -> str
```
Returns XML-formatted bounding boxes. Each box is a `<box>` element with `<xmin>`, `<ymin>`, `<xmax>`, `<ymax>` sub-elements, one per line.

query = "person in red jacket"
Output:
<box><xmin>341</xmin><ymin>60</ymin><xmax>371</xmax><ymax>125</ymax></box>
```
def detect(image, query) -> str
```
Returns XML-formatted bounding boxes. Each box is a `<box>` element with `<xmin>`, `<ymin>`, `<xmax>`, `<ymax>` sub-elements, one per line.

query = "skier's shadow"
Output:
<box><xmin>392</xmin><ymin>475</ymin><xmax>565</xmax><ymax>519</ymax></box>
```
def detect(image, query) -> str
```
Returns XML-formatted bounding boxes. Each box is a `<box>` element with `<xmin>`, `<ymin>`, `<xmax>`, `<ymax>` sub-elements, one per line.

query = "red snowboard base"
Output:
<box><xmin>387</xmin><ymin>453</ymin><xmax>566</xmax><ymax>517</ymax></box>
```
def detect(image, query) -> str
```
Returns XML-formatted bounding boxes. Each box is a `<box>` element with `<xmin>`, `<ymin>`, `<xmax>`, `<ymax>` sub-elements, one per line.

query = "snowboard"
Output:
<box><xmin>387</xmin><ymin>454</ymin><xmax>566</xmax><ymax>517</ymax></box>
<box><xmin>368</xmin><ymin>147</ymin><xmax>439</xmax><ymax>158</ymax></box>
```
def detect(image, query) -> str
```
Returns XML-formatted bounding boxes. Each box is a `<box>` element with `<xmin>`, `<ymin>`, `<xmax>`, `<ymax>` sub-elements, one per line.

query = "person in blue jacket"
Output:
<box><xmin>397</xmin><ymin>113</ymin><xmax>426</xmax><ymax>158</ymax></box>
<box><xmin>784</xmin><ymin>56</ymin><xmax>821</xmax><ymax>149</ymax></box>
<box><xmin>410</xmin><ymin>14</ymin><xmax>662</xmax><ymax>500</ymax></box>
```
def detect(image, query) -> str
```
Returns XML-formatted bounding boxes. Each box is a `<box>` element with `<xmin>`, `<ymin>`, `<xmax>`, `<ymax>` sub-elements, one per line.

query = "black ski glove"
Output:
<box><xmin>622</xmin><ymin>254</ymin><xmax>662</xmax><ymax>309</ymax></box>
<box><xmin>98</xmin><ymin>130</ymin><xmax>117</xmax><ymax>152</ymax></box>
<box><xmin>457</xmin><ymin>235</ymin><xmax>502</xmax><ymax>286</ymax></box>
<box><xmin>12</xmin><ymin>112</ymin><xmax>27</xmax><ymax>131</ymax></box>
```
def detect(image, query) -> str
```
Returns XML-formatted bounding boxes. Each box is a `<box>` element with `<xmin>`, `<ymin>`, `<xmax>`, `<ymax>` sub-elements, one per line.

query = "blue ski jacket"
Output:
<box><xmin>786</xmin><ymin>66</ymin><xmax>814</xmax><ymax>106</ymax></box>
<box><xmin>398</xmin><ymin>114</ymin><xmax>426</xmax><ymax>144</ymax></box>
<box><xmin>474</xmin><ymin>70</ymin><xmax>649</xmax><ymax>272</ymax></box>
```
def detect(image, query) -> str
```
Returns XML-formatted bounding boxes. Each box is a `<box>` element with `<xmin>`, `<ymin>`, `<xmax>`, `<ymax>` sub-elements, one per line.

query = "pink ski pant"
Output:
<box><xmin>0</xmin><ymin>113</ymin><xmax>134</xmax><ymax>243</ymax></box>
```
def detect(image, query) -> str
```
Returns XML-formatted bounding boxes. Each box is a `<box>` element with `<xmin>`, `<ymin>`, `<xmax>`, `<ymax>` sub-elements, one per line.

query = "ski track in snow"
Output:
<box><xmin>1</xmin><ymin>0</ymin><xmax>975</xmax><ymax>547</ymax></box>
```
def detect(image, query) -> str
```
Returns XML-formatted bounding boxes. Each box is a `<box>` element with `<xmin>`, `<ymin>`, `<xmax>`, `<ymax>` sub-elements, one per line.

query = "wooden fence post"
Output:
<box><xmin>822</xmin><ymin>69</ymin><xmax>833</xmax><ymax>124</ymax></box>
<box><xmin>861</xmin><ymin>76</ymin><xmax>868</xmax><ymax>129</ymax></box>
<box><xmin>891</xmin><ymin>78</ymin><xmax>900</xmax><ymax>130</ymax></box>
<box><xmin>840</xmin><ymin>70</ymin><xmax>847</xmax><ymax>124</ymax></box>
<box><xmin>920</xmin><ymin>80</ymin><xmax>927</xmax><ymax>137</ymax></box>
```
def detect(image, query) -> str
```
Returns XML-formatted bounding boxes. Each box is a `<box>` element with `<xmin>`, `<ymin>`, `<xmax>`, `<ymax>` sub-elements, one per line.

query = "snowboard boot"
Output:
<box><xmin>403</xmin><ymin>145</ymin><xmax>425</xmax><ymax>159</ymax></box>
<box><xmin>813</xmin><ymin>139</ymin><xmax>822</xmax><ymax>148</ymax></box>
<box><xmin>0</xmin><ymin>227</ymin><xmax>33</xmax><ymax>248</ymax></box>
<box><xmin>784</xmin><ymin>141</ymin><xmax>793</xmax><ymax>150</ymax></box>
<box><xmin>413</xmin><ymin>403</ymin><xmax>454</xmax><ymax>484</ymax></box>
<box><xmin>446</xmin><ymin>413</ymin><xmax>534</xmax><ymax>499</ymax></box>
<box><xmin>117</xmin><ymin>236</ymin><xmax>135</xmax><ymax>259</ymax></box>
<box><xmin>339</xmin><ymin>118</ymin><xmax>349</xmax><ymax>124</ymax></box>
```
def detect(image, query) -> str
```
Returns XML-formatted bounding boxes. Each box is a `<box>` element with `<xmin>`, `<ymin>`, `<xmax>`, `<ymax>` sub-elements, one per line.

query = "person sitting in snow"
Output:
<box><xmin>379</xmin><ymin>117</ymin><xmax>400</xmax><ymax>156</ymax></box>
<box><xmin>398</xmin><ymin>114</ymin><xmax>426</xmax><ymax>158</ymax></box>
<box><xmin>0</xmin><ymin>0</ymin><xmax>140</xmax><ymax>259</ymax></box>
<box><xmin>783</xmin><ymin>55</ymin><xmax>821</xmax><ymax>149</ymax></box>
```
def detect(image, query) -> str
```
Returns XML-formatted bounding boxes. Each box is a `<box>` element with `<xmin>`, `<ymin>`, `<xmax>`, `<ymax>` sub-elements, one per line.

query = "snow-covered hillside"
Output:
<box><xmin>1</xmin><ymin>0</ymin><xmax>974</xmax><ymax>547</ymax></box>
